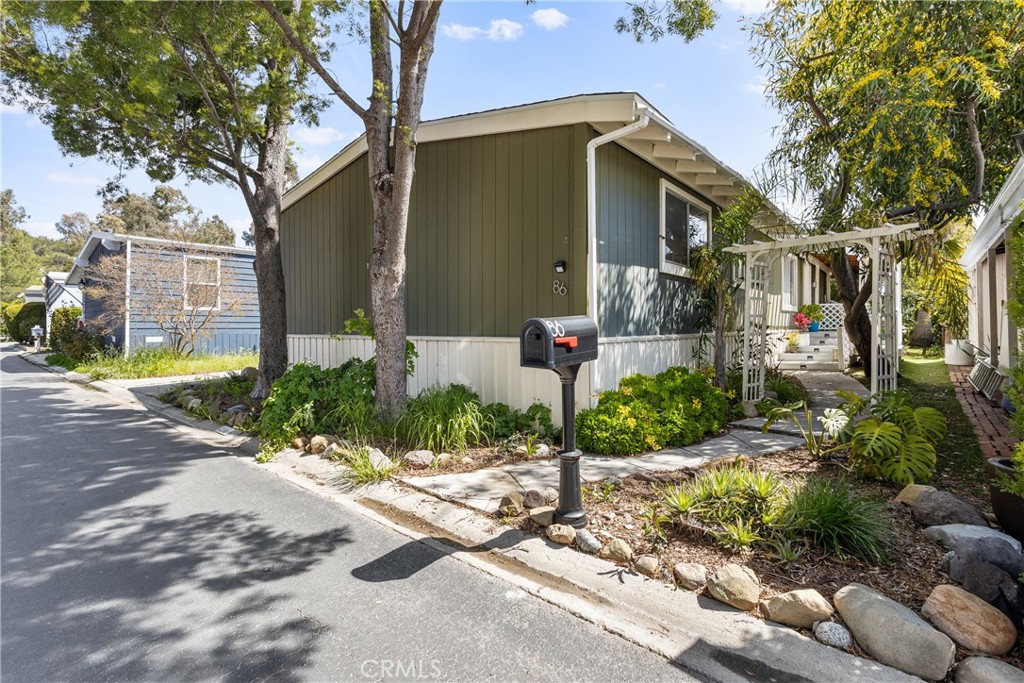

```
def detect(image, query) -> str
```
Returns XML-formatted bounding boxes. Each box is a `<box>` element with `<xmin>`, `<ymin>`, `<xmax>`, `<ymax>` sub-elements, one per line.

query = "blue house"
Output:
<box><xmin>67</xmin><ymin>232</ymin><xmax>260</xmax><ymax>355</ymax></box>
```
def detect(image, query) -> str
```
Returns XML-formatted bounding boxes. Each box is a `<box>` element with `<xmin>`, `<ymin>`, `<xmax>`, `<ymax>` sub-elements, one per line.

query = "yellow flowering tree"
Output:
<box><xmin>751</xmin><ymin>0</ymin><xmax>1024</xmax><ymax>375</ymax></box>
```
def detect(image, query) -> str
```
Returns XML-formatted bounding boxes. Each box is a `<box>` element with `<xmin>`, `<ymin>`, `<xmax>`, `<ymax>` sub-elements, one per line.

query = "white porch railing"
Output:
<box><xmin>820</xmin><ymin>302</ymin><xmax>844</xmax><ymax>331</ymax></box>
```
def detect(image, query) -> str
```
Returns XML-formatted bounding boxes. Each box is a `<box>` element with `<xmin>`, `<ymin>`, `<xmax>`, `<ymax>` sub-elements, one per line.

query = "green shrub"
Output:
<box><xmin>398</xmin><ymin>384</ymin><xmax>491</xmax><ymax>453</ymax></box>
<box><xmin>994</xmin><ymin>441</ymin><xmax>1024</xmax><ymax>499</ymax></box>
<box><xmin>783</xmin><ymin>478</ymin><xmax>890</xmax><ymax>563</ymax></box>
<box><xmin>2</xmin><ymin>301</ymin><xmax>45</xmax><ymax>343</ymax></box>
<box><xmin>45</xmin><ymin>352</ymin><xmax>78</xmax><ymax>371</ymax></box>
<box><xmin>48</xmin><ymin>306</ymin><xmax>100</xmax><ymax>362</ymax></box>
<box><xmin>577</xmin><ymin>366</ymin><xmax>729</xmax><ymax>455</ymax></box>
<box><xmin>764</xmin><ymin>372</ymin><xmax>809</xmax><ymax>404</ymax></box>
<box><xmin>259</xmin><ymin>360</ymin><xmax>375</xmax><ymax>448</ymax></box>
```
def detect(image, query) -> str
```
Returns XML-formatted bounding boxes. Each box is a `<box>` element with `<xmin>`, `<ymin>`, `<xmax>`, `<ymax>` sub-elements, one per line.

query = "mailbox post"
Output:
<box><xmin>30</xmin><ymin>325</ymin><xmax>43</xmax><ymax>352</ymax></box>
<box><xmin>520</xmin><ymin>316</ymin><xmax>598</xmax><ymax>528</ymax></box>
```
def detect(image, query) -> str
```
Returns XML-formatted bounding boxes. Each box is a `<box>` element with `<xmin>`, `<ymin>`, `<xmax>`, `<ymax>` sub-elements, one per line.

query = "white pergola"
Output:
<box><xmin>724</xmin><ymin>223</ymin><xmax>932</xmax><ymax>403</ymax></box>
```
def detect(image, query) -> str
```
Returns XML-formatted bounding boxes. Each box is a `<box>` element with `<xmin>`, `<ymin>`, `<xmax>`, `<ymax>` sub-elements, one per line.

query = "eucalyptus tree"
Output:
<box><xmin>1</xmin><ymin>1</ymin><xmax>328</xmax><ymax>397</ymax></box>
<box><xmin>750</xmin><ymin>0</ymin><xmax>1024</xmax><ymax>374</ymax></box>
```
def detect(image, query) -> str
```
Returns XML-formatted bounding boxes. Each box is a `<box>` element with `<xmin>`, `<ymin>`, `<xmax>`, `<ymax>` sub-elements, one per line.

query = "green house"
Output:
<box><xmin>281</xmin><ymin>93</ymin><xmax>805</xmax><ymax>422</ymax></box>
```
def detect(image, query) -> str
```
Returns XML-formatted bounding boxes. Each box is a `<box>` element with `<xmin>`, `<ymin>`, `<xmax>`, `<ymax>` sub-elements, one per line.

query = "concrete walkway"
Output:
<box><xmin>730</xmin><ymin>370</ymin><xmax>870</xmax><ymax>437</ymax></box>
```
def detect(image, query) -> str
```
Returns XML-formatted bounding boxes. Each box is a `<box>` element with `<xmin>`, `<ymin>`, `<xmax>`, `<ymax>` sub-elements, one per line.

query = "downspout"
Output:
<box><xmin>586</xmin><ymin>113</ymin><xmax>650</xmax><ymax>397</ymax></box>
<box><xmin>124</xmin><ymin>239</ymin><xmax>132</xmax><ymax>358</ymax></box>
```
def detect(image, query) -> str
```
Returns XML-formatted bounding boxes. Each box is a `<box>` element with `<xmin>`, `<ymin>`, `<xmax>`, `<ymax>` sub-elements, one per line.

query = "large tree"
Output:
<box><xmin>0</xmin><ymin>189</ymin><xmax>42</xmax><ymax>301</ymax></box>
<box><xmin>1</xmin><ymin>1</ymin><xmax>326</xmax><ymax>397</ymax></box>
<box><xmin>751</xmin><ymin>0</ymin><xmax>1024</xmax><ymax>375</ymax></box>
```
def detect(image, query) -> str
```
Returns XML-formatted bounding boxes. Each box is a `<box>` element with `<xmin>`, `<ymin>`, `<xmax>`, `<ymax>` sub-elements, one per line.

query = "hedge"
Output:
<box><xmin>1</xmin><ymin>302</ymin><xmax>45</xmax><ymax>343</ymax></box>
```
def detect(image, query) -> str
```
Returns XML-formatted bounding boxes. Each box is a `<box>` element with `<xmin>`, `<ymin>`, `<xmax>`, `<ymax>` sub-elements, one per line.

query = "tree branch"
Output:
<box><xmin>255</xmin><ymin>0</ymin><xmax>368</xmax><ymax>120</ymax></box>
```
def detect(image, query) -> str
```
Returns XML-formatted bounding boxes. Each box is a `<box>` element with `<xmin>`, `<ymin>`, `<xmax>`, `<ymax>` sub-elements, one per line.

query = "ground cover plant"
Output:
<box><xmin>70</xmin><ymin>347</ymin><xmax>259</xmax><ymax>380</ymax></box>
<box><xmin>577</xmin><ymin>366</ymin><xmax>729</xmax><ymax>456</ymax></box>
<box><xmin>162</xmin><ymin>373</ymin><xmax>260</xmax><ymax>427</ymax></box>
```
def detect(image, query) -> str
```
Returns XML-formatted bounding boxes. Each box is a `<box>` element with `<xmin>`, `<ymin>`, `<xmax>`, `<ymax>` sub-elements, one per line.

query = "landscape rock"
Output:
<box><xmin>534</xmin><ymin>443</ymin><xmax>552</xmax><ymax>457</ymax></box>
<box><xmin>186</xmin><ymin>398</ymin><xmax>203</xmax><ymax>411</ymax></box>
<box><xmin>949</xmin><ymin>536</ymin><xmax>1024</xmax><ymax>582</ymax></box>
<box><xmin>672</xmin><ymin>562</ymin><xmax>707</xmax><ymax>590</ymax></box>
<box><xmin>309</xmin><ymin>435</ymin><xmax>339</xmax><ymax>455</ymax></box>
<box><xmin>546</xmin><ymin>524</ymin><xmax>576</xmax><ymax>545</ymax></box>
<box><xmin>603</xmin><ymin>476</ymin><xmax>622</xmax><ymax>488</ymax></box>
<box><xmin>366</xmin><ymin>448</ymin><xmax>392</xmax><ymax>470</ymax></box>
<box><xmin>706</xmin><ymin>564</ymin><xmax>760</xmax><ymax>611</ymax></box>
<box><xmin>404</xmin><ymin>450</ymin><xmax>434</xmax><ymax>469</ymax></box>
<box><xmin>963</xmin><ymin>561</ymin><xmax>1024</xmax><ymax>627</ymax></box>
<box><xmin>498</xmin><ymin>491</ymin><xmax>524</xmax><ymax>517</ymax></box>
<box><xmin>895</xmin><ymin>484</ymin><xmax>937</xmax><ymax>505</ymax></box>
<box><xmin>225</xmin><ymin>404</ymin><xmax>246</xmax><ymax>414</ymax></box>
<box><xmin>239</xmin><ymin>366</ymin><xmax>259</xmax><ymax>380</ymax></box>
<box><xmin>955</xmin><ymin>657</ymin><xmax>1024</xmax><ymax>683</ymax></box>
<box><xmin>291</xmin><ymin>437</ymin><xmax>309</xmax><ymax>450</ymax></box>
<box><xmin>922</xmin><ymin>584</ymin><xmax>1018</xmax><ymax>655</ymax></box>
<box><xmin>598</xmin><ymin>538</ymin><xmax>634</xmax><ymax>564</ymax></box>
<box><xmin>814</xmin><ymin>621</ymin><xmax>853</xmax><ymax>650</ymax></box>
<box><xmin>940</xmin><ymin>551</ymin><xmax>954</xmax><ymax>574</ymax></box>
<box><xmin>522</xmin><ymin>489</ymin><xmax>548</xmax><ymax>509</ymax></box>
<box><xmin>834</xmin><ymin>582</ymin><xmax>955</xmax><ymax>681</ymax></box>
<box><xmin>925</xmin><ymin>524</ymin><xmax>1022</xmax><ymax>553</ymax></box>
<box><xmin>634</xmin><ymin>554</ymin><xmax>659</xmax><ymax>577</ymax></box>
<box><xmin>575</xmin><ymin>529</ymin><xmax>601</xmax><ymax>554</ymax></box>
<box><xmin>528</xmin><ymin>506</ymin><xmax>555</xmax><ymax>527</ymax></box>
<box><xmin>765</xmin><ymin>589</ymin><xmax>834</xmax><ymax>628</ymax></box>
<box><xmin>912</xmin><ymin>490</ymin><xmax>988</xmax><ymax>527</ymax></box>
<box><xmin>542</xmin><ymin>487</ymin><xmax>559</xmax><ymax>503</ymax></box>
<box><xmin>231</xmin><ymin>412</ymin><xmax>248</xmax><ymax>427</ymax></box>
<box><xmin>436</xmin><ymin>453</ymin><xmax>454</xmax><ymax>467</ymax></box>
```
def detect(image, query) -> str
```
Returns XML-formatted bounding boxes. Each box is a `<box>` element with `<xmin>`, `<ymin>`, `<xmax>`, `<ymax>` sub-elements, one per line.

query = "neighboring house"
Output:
<box><xmin>962</xmin><ymin>152</ymin><xmax>1024</xmax><ymax>382</ymax></box>
<box><xmin>66</xmin><ymin>232</ymin><xmax>260</xmax><ymax>355</ymax></box>
<box><xmin>41</xmin><ymin>271</ymin><xmax>83</xmax><ymax>341</ymax></box>
<box><xmin>20</xmin><ymin>285</ymin><xmax>45</xmax><ymax>305</ymax></box>
<box><xmin>280</xmin><ymin>93</ymin><xmax>810</xmax><ymax>421</ymax></box>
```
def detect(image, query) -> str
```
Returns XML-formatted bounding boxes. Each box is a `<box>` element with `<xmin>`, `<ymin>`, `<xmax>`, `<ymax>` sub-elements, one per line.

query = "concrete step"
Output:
<box><xmin>777</xmin><ymin>360</ymin><xmax>841</xmax><ymax>371</ymax></box>
<box><xmin>783</xmin><ymin>351</ymin><xmax>835</xmax><ymax>362</ymax></box>
<box><xmin>792</xmin><ymin>345</ymin><xmax>836</xmax><ymax>354</ymax></box>
<box><xmin>808</xmin><ymin>331</ymin><xmax>839</xmax><ymax>343</ymax></box>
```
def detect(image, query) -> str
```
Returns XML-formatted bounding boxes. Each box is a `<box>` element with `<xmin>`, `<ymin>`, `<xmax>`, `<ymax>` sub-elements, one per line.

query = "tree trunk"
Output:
<box><xmin>831</xmin><ymin>249</ymin><xmax>874</xmax><ymax>377</ymax></box>
<box><xmin>248</xmin><ymin>120</ymin><xmax>290</xmax><ymax>400</ymax></box>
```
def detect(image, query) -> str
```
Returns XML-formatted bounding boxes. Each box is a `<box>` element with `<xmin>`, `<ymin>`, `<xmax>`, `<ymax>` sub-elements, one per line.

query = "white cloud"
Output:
<box><xmin>654</xmin><ymin>82</ymin><xmax>666</xmax><ymax>90</ymax></box>
<box><xmin>296</xmin><ymin>154</ymin><xmax>326</xmax><ymax>178</ymax></box>
<box><xmin>722</xmin><ymin>0</ymin><xmax>772</xmax><ymax>17</ymax></box>
<box><xmin>46</xmin><ymin>171</ymin><xmax>101</xmax><ymax>186</ymax></box>
<box><xmin>291</xmin><ymin>126</ymin><xmax>348</xmax><ymax>147</ymax></box>
<box><xmin>442</xmin><ymin>18</ymin><xmax>524</xmax><ymax>42</ymax></box>
<box><xmin>532</xmin><ymin>8</ymin><xmax>569</xmax><ymax>31</ymax></box>
<box><xmin>713</xmin><ymin>40</ymin><xmax>733</xmax><ymax>52</ymax></box>
<box><xmin>743</xmin><ymin>79</ymin><xmax>767</xmax><ymax>95</ymax></box>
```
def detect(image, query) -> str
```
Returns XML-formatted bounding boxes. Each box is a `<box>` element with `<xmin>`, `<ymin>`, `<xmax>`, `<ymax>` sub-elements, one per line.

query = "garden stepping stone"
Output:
<box><xmin>948</xmin><ymin>536</ymin><xmax>1024</xmax><ymax>583</ymax></box>
<box><xmin>575</xmin><ymin>529</ymin><xmax>601</xmax><ymax>554</ymax></box>
<box><xmin>924</xmin><ymin>524</ymin><xmax>1021</xmax><ymax>553</ymax></box>
<box><xmin>634</xmin><ymin>554</ymin><xmax>659</xmax><ymax>577</ymax></box>
<box><xmin>706</xmin><ymin>564</ymin><xmax>760</xmax><ymax>611</ymax></box>
<box><xmin>814</xmin><ymin>621</ymin><xmax>852</xmax><ymax>650</ymax></box>
<box><xmin>546</xmin><ymin>524</ymin><xmax>576</xmax><ymax>545</ymax></box>
<box><xmin>834</xmin><ymin>583</ymin><xmax>955</xmax><ymax>681</ymax></box>
<box><xmin>404</xmin><ymin>450</ymin><xmax>434</xmax><ymax>469</ymax></box>
<box><xmin>764</xmin><ymin>589</ymin><xmax>834</xmax><ymax>628</ymax></box>
<box><xmin>527</xmin><ymin>506</ymin><xmax>555</xmax><ymax>527</ymax></box>
<box><xmin>963</xmin><ymin>561</ymin><xmax>1024</xmax><ymax>627</ymax></box>
<box><xmin>921</xmin><ymin>584</ymin><xmax>1017</xmax><ymax>656</ymax></box>
<box><xmin>911</xmin><ymin>490</ymin><xmax>987</xmax><ymax>527</ymax></box>
<box><xmin>672</xmin><ymin>562</ymin><xmax>707</xmax><ymax>591</ymax></box>
<box><xmin>598</xmin><ymin>538</ymin><xmax>633</xmax><ymax>564</ymax></box>
<box><xmin>498</xmin><ymin>491</ymin><xmax>523</xmax><ymax>517</ymax></box>
<box><xmin>955</xmin><ymin>657</ymin><xmax>1024</xmax><ymax>683</ymax></box>
<box><xmin>894</xmin><ymin>483</ymin><xmax>936</xmax><ymax>505</ymax></box>
<box><xmin>522</xmin><ymin>489</ymin><xmax>548</xmax><ymax>509</ymax></box>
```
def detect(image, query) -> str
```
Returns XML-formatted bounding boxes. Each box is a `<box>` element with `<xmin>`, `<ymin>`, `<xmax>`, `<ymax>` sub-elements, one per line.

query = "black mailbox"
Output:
<box><xmin>520</xmin><ymin>316</ymin><xmax>599</xmax><ymax>370</ymax></box>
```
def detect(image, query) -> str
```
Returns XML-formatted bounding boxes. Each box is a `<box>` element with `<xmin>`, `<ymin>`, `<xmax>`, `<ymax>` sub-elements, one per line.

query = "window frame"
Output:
<box><xmin>659</xmin><ymin>178</ymin><xmax>713</xmax><ymax>279</ymax></box>
<box><xmin>183</xmin><ymin>254</ymin><xmax>221</xmax><ymax>311</ymax></box>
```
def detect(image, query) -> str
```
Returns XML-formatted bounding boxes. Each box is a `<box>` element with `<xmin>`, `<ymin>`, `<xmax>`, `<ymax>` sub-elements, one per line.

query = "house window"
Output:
<box><xmin>184</xmin><ymin>255</ymin><xmax>221</xmax><ymax>310</ymax></box>
<box><xmin>660</xmin><ymin>179</ymin><xmax>711</xmax><ymax>278</ymax></box>
<box><xmin>782</xmin><ymin>255</ymin><xmax>799</xmax><ymax>310</ymax></box>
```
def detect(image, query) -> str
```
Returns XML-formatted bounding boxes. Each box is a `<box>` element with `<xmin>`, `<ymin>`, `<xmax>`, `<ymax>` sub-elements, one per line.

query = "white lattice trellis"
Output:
<box><xmin>819</xmin><ymin>303</ymin><xmax>845</xmax><ymax>331</ymax></box>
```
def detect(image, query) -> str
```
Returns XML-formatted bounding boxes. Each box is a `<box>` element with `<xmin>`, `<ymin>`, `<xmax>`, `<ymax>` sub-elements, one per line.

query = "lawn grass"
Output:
<box><xmin>68</xmin><ymin>348</ymin><xmax>259</xmax><ymax>380</ymax></box>
<box><xmin>899</xmin><ymin>348</ymin><xmax>988</xmax><ymax>504</ymax></box>
<box><xmin>45</xmin><ymin>352</ymin><xmax>79</xmax><ymax>371</ymax></box>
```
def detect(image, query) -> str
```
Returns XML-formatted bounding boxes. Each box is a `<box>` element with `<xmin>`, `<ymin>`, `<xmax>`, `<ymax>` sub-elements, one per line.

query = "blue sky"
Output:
<box><xmin>0</xmin><ymin>1</ymin><xmax>776</xmax><ymax>242</ymax></box>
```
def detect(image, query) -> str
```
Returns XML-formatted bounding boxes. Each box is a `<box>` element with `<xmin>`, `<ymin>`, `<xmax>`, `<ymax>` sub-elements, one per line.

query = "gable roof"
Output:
<box><xmin>962</xmin><ymin>155</ymin><xmax>1024</xmax><ymax>269</ymax></box>
<box><xmin>66</xmin><ymin>231</ymin><xmax>255</xmax><ymax>285</ymax></box>
<box><xmin>282</xmin><ymin>92</ymin><xmax>790</xmax><ymax>228</ymax></box>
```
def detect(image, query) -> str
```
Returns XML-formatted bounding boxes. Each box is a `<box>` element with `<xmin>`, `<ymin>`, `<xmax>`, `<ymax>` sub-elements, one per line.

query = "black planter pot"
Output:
<box><xmin>987</xmin><ymin>457</ymin><xmax>1024</xmax><ymax>544</ymax></box>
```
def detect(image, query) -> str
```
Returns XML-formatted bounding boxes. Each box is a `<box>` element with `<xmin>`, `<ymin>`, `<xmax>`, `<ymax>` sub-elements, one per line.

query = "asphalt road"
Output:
<box><xmin>0</xmin><ymin>347</ymin><xmax>699</xmax><ymax>682</ymax></box>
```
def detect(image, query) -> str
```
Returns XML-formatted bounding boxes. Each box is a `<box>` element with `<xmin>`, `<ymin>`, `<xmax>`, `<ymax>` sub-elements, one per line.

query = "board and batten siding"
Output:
<box><xmin>280</xmin><ymin>123</ymin><xmax>590</xmax><ymax>338</ymax></box>
<box><xmin>594</xmin><ymin>136</ymin><xmax>719</xmax><ymax>338</ymax></box>
<box><xmin>127</xmin><ymin>244</ymin><xmax>260</xmax><ymax>354</ymax></box>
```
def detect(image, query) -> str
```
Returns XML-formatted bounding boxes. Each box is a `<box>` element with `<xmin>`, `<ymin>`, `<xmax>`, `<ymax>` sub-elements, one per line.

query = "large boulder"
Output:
<box><xmin>895</xmin><ymin>484</ymin><xmax>937</xmax><ymax>505</ymax></box>
<box><xmin>921</xmin><ymin>584</ymin><xmax>1017</xmax><ymax>656</ymax></box>
<box><xmin>955</xmin><ymin>657</ymin><xmax>1024</xmax><ymax>683</ymax></box>
<box><xmin>764</xmin><ymin>589</ymin><xmax>834</xmax><ymax>628</ymax></box>
<box><xmin>706</xmin><ymin>564</ymin><xmax>760</xmax><ymax>611</ymax></box>
<box><xmin>912</xmin><ymin>490</ymin><xmax>988</xmax><ymax>527</ymax></box>
<box><xmin>834</xmin><ymin>583</ymin><xmax>955</xmax><ymax>681</ymax></box>
<box><xmin>962</xmin><ymin>561</ymin><xmax>1024</xmax><ymax>627</ymax></box>
<box><xmin>948</xmin><ymin>535</ymin><xmax>1024</xmax><ymax>583</ymax></box>
<box><xmin>924</xmin><ymin>524</ymin><xmax>1022</xmax><ymax>553</ymax></box>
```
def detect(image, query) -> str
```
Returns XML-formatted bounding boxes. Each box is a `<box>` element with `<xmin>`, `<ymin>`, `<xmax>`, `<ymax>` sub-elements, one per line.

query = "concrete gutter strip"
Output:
<box><xmin>24</xmin><ymin>351</ymin><xmax>918</xmax><ymax>682</ymax></box>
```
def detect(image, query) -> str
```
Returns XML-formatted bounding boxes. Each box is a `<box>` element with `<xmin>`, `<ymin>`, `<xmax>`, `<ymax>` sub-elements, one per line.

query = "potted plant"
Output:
<box><xmin>798</xmin><ymin>304</ymin><xmax>825</xmax><ymax>332</ymax></box>
<box><xmin>989</xmin><ymin>443</ymin><xmax>1024</xmax><ymax>543</ymax></box>
<box><xmin>785</xmin><ymin>331</ymin><xmax>800</xmax><ymax>352</ymax></box>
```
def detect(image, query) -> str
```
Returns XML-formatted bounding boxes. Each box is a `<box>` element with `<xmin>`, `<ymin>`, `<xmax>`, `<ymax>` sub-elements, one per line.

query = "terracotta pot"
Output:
<box><xmin>987</xmin><ymin>457</ymin><xmax>1024</xmax><ymax>544</ymax></box>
